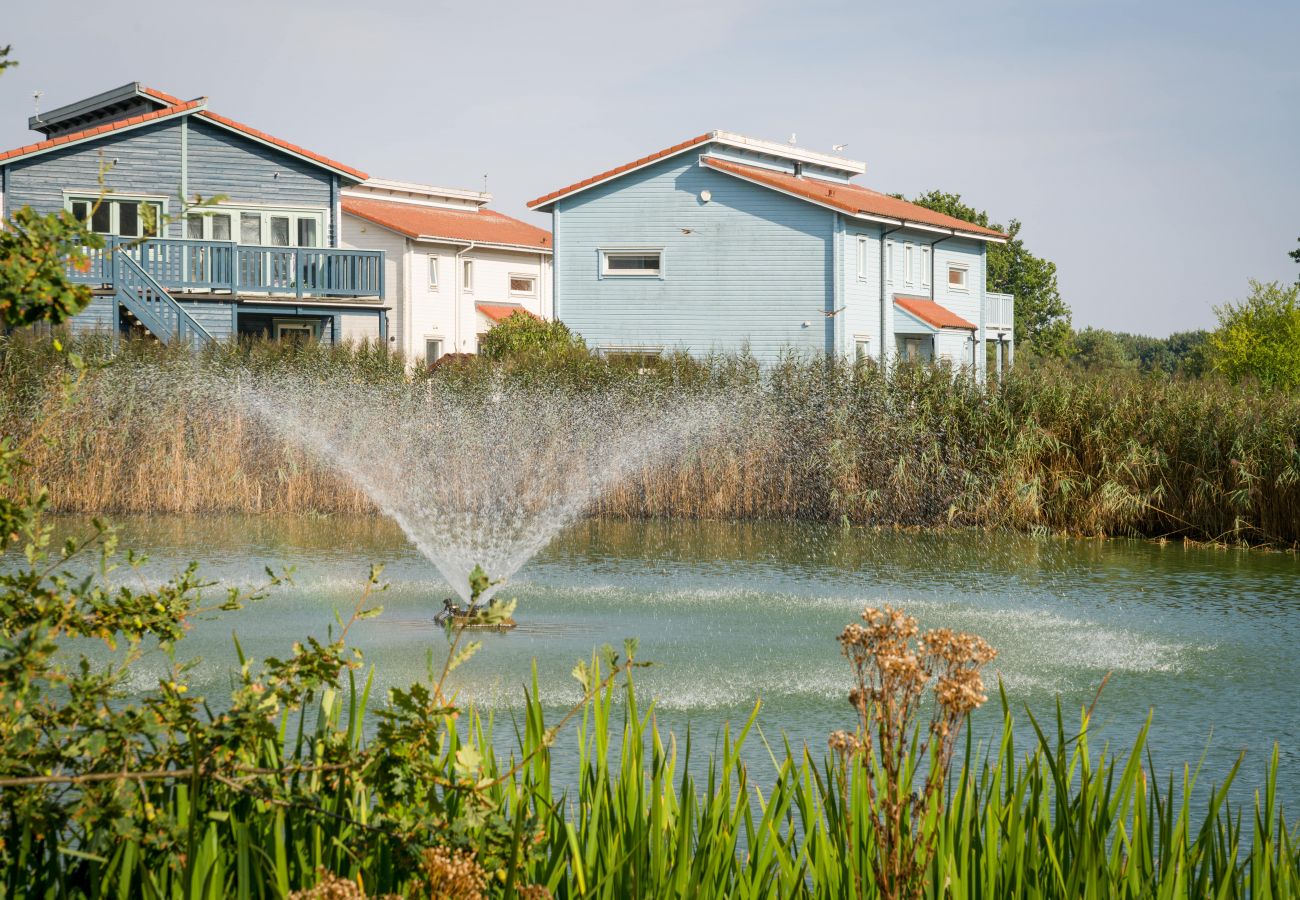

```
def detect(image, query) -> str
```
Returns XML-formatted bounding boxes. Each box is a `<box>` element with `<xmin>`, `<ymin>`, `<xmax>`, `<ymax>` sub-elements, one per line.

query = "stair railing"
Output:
<box><xmin>112</xmin><ymin>251</ymin><xmax>215</xmax><ymax>348</ymax></box>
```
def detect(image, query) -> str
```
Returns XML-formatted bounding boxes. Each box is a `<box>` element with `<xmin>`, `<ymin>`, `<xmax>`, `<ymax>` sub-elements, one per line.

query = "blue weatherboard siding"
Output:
<box><xmin>553</xmin><ymin>153</ymin><xmax>835</xmax><ymax>364</ymax></box>
<box><xmin>4</xmin><ymin>120</ymin><xmax>184</xmax><ymax>235</ymax></box>
<box><xmin>185</xmin><ymin>119</ymin><xmax>331</xmax><ymax>207</ymax></box>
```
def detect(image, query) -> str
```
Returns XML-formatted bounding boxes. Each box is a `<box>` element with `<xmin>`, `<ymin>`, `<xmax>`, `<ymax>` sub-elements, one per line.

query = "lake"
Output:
<box><xmin>57</xmin><ymin>515</ymin><xmax>1300</xmax><ymax>810</ymax></box>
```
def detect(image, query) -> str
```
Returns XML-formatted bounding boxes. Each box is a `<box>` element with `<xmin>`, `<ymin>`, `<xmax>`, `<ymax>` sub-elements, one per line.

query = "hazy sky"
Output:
<box><xmin>3</xmin><ymin>0</ymin><xmax>1297</xmax><ymax>335</ymax></box>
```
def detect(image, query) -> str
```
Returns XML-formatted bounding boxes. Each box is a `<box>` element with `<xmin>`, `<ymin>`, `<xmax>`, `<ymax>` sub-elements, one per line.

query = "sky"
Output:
<box><xmin>2</xmin><ymin>0</ymin><xmax>1297</xmax><ymax>336</ymax></box>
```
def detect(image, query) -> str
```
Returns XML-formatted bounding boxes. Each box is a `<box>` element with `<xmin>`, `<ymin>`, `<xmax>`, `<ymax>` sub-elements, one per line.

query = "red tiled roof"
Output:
<box><xmin>705</xmin><ymin>158</ymin><xmax>1007</xmax><ymax>240</ymax></box>
<box><xmin>0</xmin><ymin>90</ymin><xmax>367</xmax><ymax>181</ymax></box>
<box><xmin>477</xmin><ymin>302</ymin><xmax>540</xmax><ymax>323</ymax></box>
<box><xmin>0</xmin><ymin>99</ymin><xmax>203</xmax><ymax>163</ymax></box>
<box><xmin>138</xmin><ymin>85</ymin><xmax>184</xmax><ymax>106</ymax></box>
<box><xmin>527</xmin><ymin>132</ymin><xmax>713</xmax><ymax>209</ymax></box>
<box><xmin>343</xmin><ymin>195</ymin><xmax>551</xmax><ymax>250</ymax></box>
<box><xmin>894</xmin><ymin>295</ymin><xmax>977</xmax><ymax>330</ymax></box>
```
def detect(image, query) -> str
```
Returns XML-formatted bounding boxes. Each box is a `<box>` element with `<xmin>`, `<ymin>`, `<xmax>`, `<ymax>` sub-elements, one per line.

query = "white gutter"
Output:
<box><xmin>455</xmin><ymin>241</ymin><xmax>477</xmax><ymax>351</ymax></box>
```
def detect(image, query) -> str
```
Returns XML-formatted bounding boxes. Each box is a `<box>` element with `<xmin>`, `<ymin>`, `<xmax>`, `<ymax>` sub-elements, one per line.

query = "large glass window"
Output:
<box><xmin>297</xmin><ymin>218</ymin><xmax>317</xmax><ymax>248</ymax></box>
<box><xmin>270</xmin><ymin>216</ymin><xmax>291</xmax><ymax>247</ymax></box>
<box><xmin>212</xmin><ymin>213</ymin><xmax>232</xmax><ymax>241</ymax></box>
<box><xmin>240</xmin><ymin>213</ymin><xmax>262</xmax><ymax>245</ymax></box>
<box><xmin>69</xmin><ymin>196</ymin><xmax>161</xmax><ymax>238</ymax></box>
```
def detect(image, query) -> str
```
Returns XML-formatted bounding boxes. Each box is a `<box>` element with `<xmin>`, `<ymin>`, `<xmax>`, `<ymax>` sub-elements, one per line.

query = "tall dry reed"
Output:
<box><xmin>4</xmin><ymin>331</ymin><xmax>1299</xmax><ymax>546</ymax></box>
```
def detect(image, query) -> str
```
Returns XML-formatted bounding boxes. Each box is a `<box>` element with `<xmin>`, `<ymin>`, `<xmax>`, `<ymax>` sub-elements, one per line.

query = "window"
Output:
<box><xmin>921</xmin><ymin>247</ymin><xmax>931</xmax><ymax>288</ymax></box>
<box><xmin>463</xmin><ymin>260</ymin><xmax>474</xmax><ymax>293</ymax></box>
<box><xmin>68</xmin><ymin>196</ymin><xmax>162</xmax><ymax>238</ymax></box>
<box><xmin>604</xmin><ymin>348</ymin><xmax>663</xmax><ymax>371</ymax></box>
<box><xmin>240</xmin><ymin>212</ymin><xmax>262</xmax><ymax>245</ymax></box>
<box><xmin>274</xmin><ymin>319</ymin><xmax>319</xmax><ymax>343</ymax></box>
<box><xmin>855</xmin><ymin>337</ymin><xmax>871</xmax><ymax>362</ymax></box>
<box><xmin>269</xmin><ymin>216</ymin><xmax>291</xmax><ymax>247</ymax></box>
<box><xmin>903</xmin><ymin>244</ymin><xmax>914</xmax><ymax>286</ymax></box>
<box><xmin>601</xmin><ymin>250</ymin><xmax>662</xmax><ymax>277</ymax></box>
<box><xmin>886</xmin><ymin>243</ymin><xmax>894</xmax><ymax>284</ymax></box>
<box><xmin>424</xmin><ymin>338</ymin><xmax>443</xmax><ymax>365</ymax></box>
<box><xmin>856</xmin><ymin>237</ymin><xmax>870</xmax><ymax>280</ymax></box>
<box><xmin>509</xmin><ymin>274</ymin><xmax>536</xmax><ymax>296</ymax></box>
<box><xmin>428</xmin><ymin>255</ymin><xmax>439</xmax><ymax>289</ymax></box>
<box><xmin>947</xmin><ymin>264</ymin><xmax>969</xmax><ymax>292</ymax></box>
<box><xmin>184</xmin><ymin>207</ymin><xmax>320</xmax><ymax>246</ymax></box>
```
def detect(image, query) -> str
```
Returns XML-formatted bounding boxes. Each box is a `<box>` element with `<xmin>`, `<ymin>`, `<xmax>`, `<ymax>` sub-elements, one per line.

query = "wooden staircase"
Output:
<box><xmin>113</xmin><ymin>251</ymin><xmax>214</xmax><ymax>347</ymax></box>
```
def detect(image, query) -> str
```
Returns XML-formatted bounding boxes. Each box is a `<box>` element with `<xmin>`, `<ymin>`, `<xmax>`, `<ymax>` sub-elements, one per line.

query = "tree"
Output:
<box><xmin>900</xmin><ymin>191</ymin><xmax>1072</xmax><ymax>357</ymax></box>
<box><xmin>477</xmin><ymin>310</ymin><xmax>586</xmax><ymax>361</ymax></box>
<box><xmin>1071</xmin><ymin>327</ymin><xmax>1134</xmax><ymax>372</ymax></box>
<box><xmin>1208</xmin><ymin>280</ymin><xmax>1300</xmax><ymax>390</ymax></box>
<box><xmin>1290</xmin><ymin>237</ymin><xmax>1299</xmax><ymax>284</ymax></box>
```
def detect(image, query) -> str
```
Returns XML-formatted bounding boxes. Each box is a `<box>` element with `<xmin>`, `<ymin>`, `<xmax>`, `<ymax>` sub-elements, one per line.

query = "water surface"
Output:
<box><xmin>52</xmin><ymin>516</ymin><xmax>1300</xmax><ymax>810</ymax></box>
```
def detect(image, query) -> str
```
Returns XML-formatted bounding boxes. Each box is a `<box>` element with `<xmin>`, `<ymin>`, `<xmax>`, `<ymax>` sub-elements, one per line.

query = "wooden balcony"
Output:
<box><xmin>984</xmin><ymin>291</ymin><xmax>1014</xmax><ymax>337</ymax></box>
<box><xmin>69</xmin><ymin>237</ymin><xmax>384</xmax><ymax>301</ymax></box>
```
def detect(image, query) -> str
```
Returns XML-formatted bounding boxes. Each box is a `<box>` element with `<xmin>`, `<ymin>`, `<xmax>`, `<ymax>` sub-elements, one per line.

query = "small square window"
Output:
<box><xmin>948</xmin><ymin>265</ymin><xmax>968</xmax><ymax>291</ymax></box>
<box><xmin>428</xmin><ymin>256</ymin><xmax>439</xmax><ymax>289</ymax></box>
<box><xmin>601</xmin><ymin>250</ymin><xmax>661</xmax><ymax>277</ymax></box>
<box><xmin>510</xmin><ymin>275</ymin><xmax>535</xmax><ymax>295</ymax></box>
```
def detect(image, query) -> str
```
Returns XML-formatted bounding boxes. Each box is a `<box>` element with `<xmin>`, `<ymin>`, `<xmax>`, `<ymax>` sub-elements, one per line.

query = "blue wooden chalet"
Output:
<box><xmin>0</xmin><ymin>83</ymin><xmax>388</xmax><ymax>345</ymax></box>
<box><xmin>529</xmin><ymin>132</ymin><xmax>1015</xmax><ymax>372</ymax></box>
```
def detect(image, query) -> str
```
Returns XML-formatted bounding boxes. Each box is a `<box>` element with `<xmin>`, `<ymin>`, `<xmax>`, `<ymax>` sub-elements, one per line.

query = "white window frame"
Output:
<box><xmin>463</xmin><ymin>259</ymin><xmax>474</xmax><ymax>293</ymax></box>
<box><xmin>854</xmin><ymin>335</ymin><xmax>872</xmax><ymax>362</ymax></box>
<box><xmin>508</xmin><ymin>273</ymin><xmax>537</xmax><ymax>297</ymax></box>
<box><xmin>856</xmin><ymin>236</ymin><xmax>870</xmax><ymax>281</ymax></box>
<box><xmin>424</xmin><ymin>336</ymin><xmax>444</xmax><ymax>365</ymax></box>
<box><xmin>921</xmin><ymin>247</ymin><xmax>931</xmax><ymax>288</ymax></box>
<box><xmin>947</xmin><ymin>263</ymin><xmax>969</xmax><ymax>293</ymax></box>
<box><xmin>886</xmin><ymin>243</ymin><xmax>894</xmax><ymax>285</ymax></box>
<box><xmin>599</xmin><ymin>248</ymin><xmax>664</xmax><ymax>278</ymax></box>
<box><xmin>66</xmin><ymin>193</ymin><xmax>167</xmax><ymax>238</ymax></box>
<box><xmin>427</xmin><ymin>255</ymin><xmax>439</xmax><ymax>290</ymax></box>
<box><xmin>187</xmin><ymin>204</ymin><xmax>325</xmax><ymax>247</ymax></box>
<box><xmin>903</xmin><ymin>243</ymin><xmax>915</xmax><ymax>287</ymax></box>
<box><xmin>273</xmin><ymin>318</ymin><xmax>320</xmax><ymax>341</ymax></box>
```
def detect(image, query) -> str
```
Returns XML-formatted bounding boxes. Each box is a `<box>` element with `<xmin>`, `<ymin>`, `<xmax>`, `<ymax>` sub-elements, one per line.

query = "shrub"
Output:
<box><xmin>1209</xmin><ymin>280</ymin><xmax>1300</xmax><ymax>389</ymax></box>
<box><xmin>476</xmin><ymin>312</ymin><xmax>586</xmax><ymax>362</ymax></box>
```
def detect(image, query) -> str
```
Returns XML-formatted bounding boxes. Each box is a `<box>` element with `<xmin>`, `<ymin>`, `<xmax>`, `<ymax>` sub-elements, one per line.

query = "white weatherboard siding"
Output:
<box><xmin>553</xmin><ymin>154</ymin><xmax>835</xmax><ymax>363</ymax></box>
<box><xmin>339</xmin><ymin>312</ymin><xmax>381</xmax><ymax>343</ymax></box>
<box><xmin>341</xmin><ymin>214</ymin><xmax>405</xmax><ymax>343</ymax></box>
<box><xmin>342</xmin><ymin>214</ymin><xmax>549</xmax><ymax>362</ymax></box>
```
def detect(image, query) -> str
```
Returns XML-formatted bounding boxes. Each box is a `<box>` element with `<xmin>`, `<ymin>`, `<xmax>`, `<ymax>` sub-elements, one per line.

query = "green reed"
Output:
<box><xmin>7</xmin><ymin>653</ymin><xmax>1295</xmax><ymax>898</ymax></box>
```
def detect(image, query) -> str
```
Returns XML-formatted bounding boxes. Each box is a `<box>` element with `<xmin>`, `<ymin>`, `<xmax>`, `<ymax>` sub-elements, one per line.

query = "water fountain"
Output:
<box><xmin>237</xmin><ymin>373</ymin><xmax>720</xmax><ymax>618</ymax></box>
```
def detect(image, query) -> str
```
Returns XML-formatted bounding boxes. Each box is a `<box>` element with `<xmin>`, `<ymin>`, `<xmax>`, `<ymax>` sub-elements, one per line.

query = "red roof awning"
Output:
<box><xmin>894</xmin><ymin>295</ymin><xmax>977</xmax><ymax>331</ymax></box>
<box><xmin>476</xmin><ymin>303</ymin><xmax>539</xmax><ymax>323</ymax></box>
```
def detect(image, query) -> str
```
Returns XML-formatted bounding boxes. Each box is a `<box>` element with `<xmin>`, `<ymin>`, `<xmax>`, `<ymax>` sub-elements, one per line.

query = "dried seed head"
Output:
<box><xmin>420</xmin><ymin>845</ymin><xmax>488</xmax><ymax>900</ymax></box>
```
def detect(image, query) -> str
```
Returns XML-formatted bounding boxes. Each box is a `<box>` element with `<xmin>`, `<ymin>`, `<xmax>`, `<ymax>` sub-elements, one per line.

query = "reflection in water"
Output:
<box><xmin>42</xmin><ymin>515</ymin><xmax>1300</xmax><ymax>811</ymax></box>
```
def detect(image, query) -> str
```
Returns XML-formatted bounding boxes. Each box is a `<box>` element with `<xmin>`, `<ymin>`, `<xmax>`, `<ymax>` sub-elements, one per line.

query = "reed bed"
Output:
<box><xmin>3</xmin><ymin>331</ymin><xmax>1299</xmax><ymax>546</ymax></box>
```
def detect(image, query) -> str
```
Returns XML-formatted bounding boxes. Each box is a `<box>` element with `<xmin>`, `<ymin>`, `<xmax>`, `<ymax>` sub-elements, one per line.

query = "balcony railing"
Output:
<box><xmin>69</xmin><ymin>237</ymin><xmax>384</xmax><ymax>300</ymax></box>
<box><xmin>984</xmin><ymin>291</ymin><xmax>1014</xmax><ymax>333</ymax></box>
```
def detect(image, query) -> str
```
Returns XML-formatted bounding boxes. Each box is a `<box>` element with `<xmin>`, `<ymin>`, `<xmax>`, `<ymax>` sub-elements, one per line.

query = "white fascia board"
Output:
<box><xmin>350</xmin><ymin>178</ymin><xmax>490</xmax><ymax>205</ymax></box>
<box><xmin>710</xmin><ymin>131</ymin><xmax>866</xmax><ymax>174</ymax></box>
<box><xmin>1</xmin><ymin>104</ymin><xmax>203</xmax><ymax>165</ymax></box>
<box><xmin>868</xmin><ymin>215</ymin><xmax>1007</xmax><ymax>244</ymax></box>
<box><xmin>342</xmin><ymin>189</ymin><xmax>486</xmax><ymax>212</ymax></box>
<box><xmin>194</xmin><ymin>113</ymin><xmax>362</xmax><ymax>182</ymax></box>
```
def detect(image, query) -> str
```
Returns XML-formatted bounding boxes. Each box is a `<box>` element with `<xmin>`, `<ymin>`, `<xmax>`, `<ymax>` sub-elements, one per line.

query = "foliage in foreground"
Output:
<box><xmin>1</xmin><ymin>527</ymin><xmax>1298</xmax><ymax>898</ymax></box>
<box><xmin>1209</xmin><ymin>280</ymin><xmax>1300</xmax><ymax>390</ymax></box>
